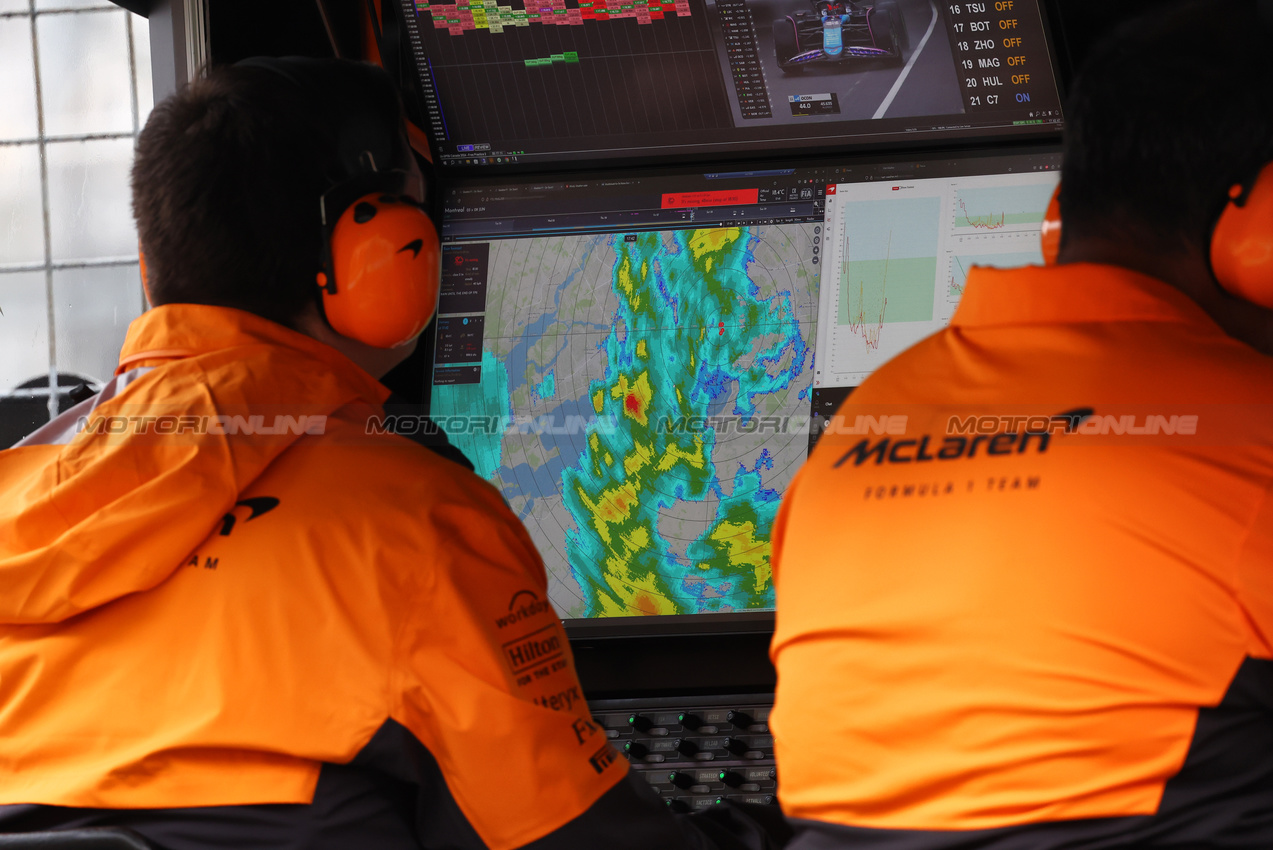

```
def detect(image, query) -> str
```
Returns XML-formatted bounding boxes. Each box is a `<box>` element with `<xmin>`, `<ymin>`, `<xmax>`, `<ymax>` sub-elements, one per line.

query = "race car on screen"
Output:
<box><xmin>773</xmin><ymin>0</ymin><xmax>907</xmax><ymax>72</ymax></box>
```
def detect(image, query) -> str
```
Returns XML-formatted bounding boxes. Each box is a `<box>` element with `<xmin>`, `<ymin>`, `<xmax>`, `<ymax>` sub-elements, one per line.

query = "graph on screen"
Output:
<box><xmin>947</xmin><ymin>250</ymin><xmax>1042</xmax><ymax>298</ymax></box>
<box><xmin>837</xmin><ymin>196</ymin><xmax>939</xmax><ymax>352</ymax></box>
<box><xmin>415</xmin><ymin>0</ymin><xmax>690</xmax><ymax>35</ymax></box>
<box><xmin>953</xmin><ymin>184</ymin><xmax>1055</xmax><ymax>235</ymax></box>
<box><xmin>402</xmin><ymin>0</ymin><xmax>731</xmax><ymax>145</ymax></box>
<box><xmin>815</xmin><ymin>170</ymin><xmax>1058</xmax><ymax>388</ymax></box>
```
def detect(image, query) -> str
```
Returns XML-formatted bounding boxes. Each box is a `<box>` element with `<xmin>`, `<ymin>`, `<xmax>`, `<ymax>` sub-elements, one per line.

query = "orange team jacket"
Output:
<box><xmin>0</xmin><ymin>305</ymin><xmax>723</xmax><ymax>850</ymax></box>
<box><xmin>770</xmin><ymin>263</ymin><xmax>1273</xmax><ymax>849</ymax></box>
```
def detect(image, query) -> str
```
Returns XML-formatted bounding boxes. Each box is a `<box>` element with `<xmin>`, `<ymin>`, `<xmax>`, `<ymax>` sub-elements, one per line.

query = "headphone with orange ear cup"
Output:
<box><xmin>1039</xmin><ymin>166</ymin><xmax>1273</xmax><ymax>309</ymax></box>
<box><xmin>1211</xmin><ymin>161</ymin><xmax>1273</xmax><ymax>309</ymax></box>
<box><xmin>317</xmin><ymin>167</ymin><xmax>441</xmax><ymax>349</ymax></box>
<box><xmin>1040</xmin><ymin>184</ymin><xmax>1062</xmax><ymax>267</ymax></box>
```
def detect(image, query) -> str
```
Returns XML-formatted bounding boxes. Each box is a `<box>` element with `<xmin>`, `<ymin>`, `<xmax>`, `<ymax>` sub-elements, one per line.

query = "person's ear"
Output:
<box><xmin>139</xmin><ymin>245</ymin><xmax>153</xmax><ymax>308</ymax></box>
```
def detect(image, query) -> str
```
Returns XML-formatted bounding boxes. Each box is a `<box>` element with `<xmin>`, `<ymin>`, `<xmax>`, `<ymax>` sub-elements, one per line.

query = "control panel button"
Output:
<box><xmin>744</xmin><ymin>767</ymin><xmax>777</xmax><ymax>783</ymax></box>
<box><xmin>593</xmin><ymin>698</ymin><xmax>776</xmax><ymax>806</ymax></box>
<box><xmin>596</xmin><ymin>713</ymin><xmax>630</xmax><ymax>732</ymax></box>
<box><xmin>673</xmin><ymin>738</ymin><xmax>699</xmax><ymax>757</ymax></box>
<box><xmin>668</xmin><ymin>771</ymin><xmax>697</xmax><ymax>789</ymax></box>
<box><xmin>726</xmin><ymin>794</ymin><xmax>775</xmax><ymax>806</ymax></box>
<box><xmin>628</xmin><ymin>714</ymin><xmax>654</xmax><ymax>733</ymax></box>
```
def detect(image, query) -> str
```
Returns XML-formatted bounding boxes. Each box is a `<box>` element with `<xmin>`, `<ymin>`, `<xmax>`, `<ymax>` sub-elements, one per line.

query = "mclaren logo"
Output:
<box><xmin>218</xmin><ymin>497</ymin><xmax>280</xmax><ymax>536</ymax></box>
<box><xmin>834</xmin><ymin>408</ymin><xmax>1093</xmax><ymax>468</ymax></box>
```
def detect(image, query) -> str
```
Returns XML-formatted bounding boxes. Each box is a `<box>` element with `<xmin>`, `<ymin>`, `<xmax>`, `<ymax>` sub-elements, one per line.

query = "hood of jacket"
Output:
<box><xmin>0</xmin><ymin>304</ymin><xmax>389</xmax><ymax>625</ymax></box>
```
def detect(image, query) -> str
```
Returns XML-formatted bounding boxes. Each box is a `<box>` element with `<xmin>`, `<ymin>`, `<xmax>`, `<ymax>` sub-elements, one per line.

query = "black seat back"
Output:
<box><xmin>0</xmin><ymin>828</ymin><xmax>154</xmax><ymax>849</ymax></box>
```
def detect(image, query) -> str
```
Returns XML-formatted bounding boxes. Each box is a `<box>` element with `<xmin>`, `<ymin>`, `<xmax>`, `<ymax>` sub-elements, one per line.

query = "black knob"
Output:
<box><xmin>726</xmin><ymin>710</ymin><xmax>756</xmax><ymax>728</ymax></box>
<box><xmin>723</xmin><ymin>737</ymin><xmax>749</xmax><ymax>756</ymax></box>
<box><xmin>624</xmin><ymin>740</ymin><xmax>648</xmax><ymax>758</ymax></box>
<box><xmin>668</xmin><ymin>771</ymin><xmax>696</xmax><ymax>789</ymax></box>
<box><xmin>628</xmin><ymin>714</ymin><xmax>654</xmax><ymax>732</ymax></box>
<box><xmin>672</xmin><ymin>738</ymin><xmax>699</xmax><ymax>757</ymax></box>
<box><xmin>677</xmin><ymin>712</ymin><xmax>703</xmax><ymax>730</ymax></box>
<box><xmin>666</xmin><ymin>798</ymin><xmax>691</xmax><ymax>813</ymax></box>
<box><xmin>718</xmin><ymin>770</ymin><xmax>744</xmax><ymax>788</ymax></box>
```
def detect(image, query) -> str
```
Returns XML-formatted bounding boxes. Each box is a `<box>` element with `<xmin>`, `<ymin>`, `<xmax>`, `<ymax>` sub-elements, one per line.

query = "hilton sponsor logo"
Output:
<box><xmin>502</xmin><ymin>624</ymin><xmax>564</xmax><ymax>674</ymax></box>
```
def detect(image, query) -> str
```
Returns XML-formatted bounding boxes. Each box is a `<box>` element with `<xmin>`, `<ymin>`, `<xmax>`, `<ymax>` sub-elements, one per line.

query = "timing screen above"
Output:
<box><xmin>394</xmin><ymin>0</ymin><xmax>1063</xmax><ymax>168</ymax></box>
<box><xmin>426</xmin><ymin>148</ymin><xmax>1060</xmax><ymax>622</ymax></box>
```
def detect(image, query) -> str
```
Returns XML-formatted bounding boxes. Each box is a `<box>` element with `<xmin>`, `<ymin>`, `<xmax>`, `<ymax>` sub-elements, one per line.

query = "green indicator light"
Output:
<box><xmin>718</xmin><ymin>771</ymin><xmax>726</xmax><ymax>780</ymax></box>
<box><xmin>668</xmin><ymin>772</ymin><xmax>676</xmax><ymax>781</ymax></box>
<box><xmin>628</xmin><ymin>715</ymin><xmax>637</xmax><ymax>724</ymax></box>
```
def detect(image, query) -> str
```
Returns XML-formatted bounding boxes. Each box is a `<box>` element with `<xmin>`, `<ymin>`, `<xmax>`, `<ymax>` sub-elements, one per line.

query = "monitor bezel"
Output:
<box><xmin>389</xmin><ymin>0</ymin><xmax>1070</xmax><ymax>178</ymax></box>
<box><xmin>565</xmin><ymin>610</ymin><xmax>775</xmax><ymax>639</ymax></box>
<box><xmin>427</xmin><ymin>139</ymin><xmax>1063</xmax><ymax>640</ymax></box>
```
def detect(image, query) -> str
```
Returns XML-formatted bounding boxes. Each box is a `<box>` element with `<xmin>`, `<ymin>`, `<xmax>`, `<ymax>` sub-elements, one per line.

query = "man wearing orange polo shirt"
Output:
<box><xmin>770</xmin><ymin>2</ymin><xmax>1273</xmax><ymax>847</ymax></box>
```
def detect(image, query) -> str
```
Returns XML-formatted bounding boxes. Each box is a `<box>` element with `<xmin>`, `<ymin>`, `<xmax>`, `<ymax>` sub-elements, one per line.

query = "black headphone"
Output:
<box><xmin>234</xmin><ymin>57</ymin><xmax>442</xmax><ymax>347</ymax></box>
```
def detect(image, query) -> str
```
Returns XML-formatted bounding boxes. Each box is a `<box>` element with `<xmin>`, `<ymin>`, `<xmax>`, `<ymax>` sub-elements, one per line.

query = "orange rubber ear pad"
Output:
<box><xmin>1040</xmin><ymin>183</ymin><xmax>1062</xmax><ymax>267</ymax></box>
<box><xmin>322</xmin><ymin>194</ymin><xmax>441</xmax><ymax>348</ymax></box>
<box><xmin>1212</xmin><ymin>161</ymin><xmax>1273</xmax><ymax>309</ymax></box>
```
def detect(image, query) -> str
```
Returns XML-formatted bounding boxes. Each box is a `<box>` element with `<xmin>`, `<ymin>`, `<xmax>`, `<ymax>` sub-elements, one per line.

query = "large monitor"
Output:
<box><xmin>392</xmin><ymin>0</ymin><xmax>1064</xmax><ymax>170</ymax></box>
<box><xmin>426</xmin><ymin>146</ymin><xmax>1060</xmax><ymax>627</ymax></box>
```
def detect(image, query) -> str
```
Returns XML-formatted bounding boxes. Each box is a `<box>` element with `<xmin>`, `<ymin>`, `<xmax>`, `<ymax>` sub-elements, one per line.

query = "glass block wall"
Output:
<box><xmin>0</xmin><ymin>0</ymin><xmax>153</xmax><ymax>417</ymax></box>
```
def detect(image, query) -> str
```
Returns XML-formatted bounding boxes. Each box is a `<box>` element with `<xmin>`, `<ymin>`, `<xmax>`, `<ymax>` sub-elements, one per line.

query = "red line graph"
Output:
<box><xmin>948</xmin><ymin>255</ymin><xmax>967</xmax><ymax>296</ymax></box>
<box><xmin>844</xmin><ymin>231</ymin><xmax>890</xmax><ymax>351</ymax></box>
<box><xmin>955</xmin><ymin>198</ymin><xmax>1006</xmax><ymax>230</ymax></box>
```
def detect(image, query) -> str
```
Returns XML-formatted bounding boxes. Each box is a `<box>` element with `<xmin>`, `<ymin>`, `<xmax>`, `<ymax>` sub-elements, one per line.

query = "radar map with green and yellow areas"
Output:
<box><xmin>432</xmin><ymin>225</ymin><xmax>818</xmax><ymax>618</ymax></box>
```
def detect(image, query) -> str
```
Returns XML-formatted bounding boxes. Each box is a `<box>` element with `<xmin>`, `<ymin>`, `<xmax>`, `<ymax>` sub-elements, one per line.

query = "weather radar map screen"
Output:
<box><xmin>431</xmin><ymin>174</ymin><xmax>822</xmax><ymax>618</ymax></box>
<box><xmin>427</xmin><ymin>151</ymin><xmax>1060</xmax><ymax>619</ymax></box>
<box><xmin>393</xmin><ymin>0</ymin><xmax>1064</xmax><ymax>168</ymax></box>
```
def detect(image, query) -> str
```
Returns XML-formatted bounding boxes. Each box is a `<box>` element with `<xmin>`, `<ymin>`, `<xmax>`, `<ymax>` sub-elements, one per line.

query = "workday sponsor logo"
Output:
<box><xmin>496</xmin><ymin>589</ymin><xmax>553</xmax><ymax>629</ymax></box>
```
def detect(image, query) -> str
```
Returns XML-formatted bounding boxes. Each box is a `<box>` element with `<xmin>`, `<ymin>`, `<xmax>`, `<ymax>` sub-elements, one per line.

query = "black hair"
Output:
<box><xmin>131</xmin><ymin>59</ymin><xmax>412</xmax><ymax>326</ymax></box>
<box><xmin>1060</xmin><ymin>0</ymin><xmax>1273</xmax><ymax>253</ymax></box>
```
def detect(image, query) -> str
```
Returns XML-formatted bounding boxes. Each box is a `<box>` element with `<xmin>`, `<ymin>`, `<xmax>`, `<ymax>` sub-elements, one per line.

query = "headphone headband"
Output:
<box><xmin>320</xmin><ymin>168</ymin><xmax>414</xmax><ymax>228</ymax></box>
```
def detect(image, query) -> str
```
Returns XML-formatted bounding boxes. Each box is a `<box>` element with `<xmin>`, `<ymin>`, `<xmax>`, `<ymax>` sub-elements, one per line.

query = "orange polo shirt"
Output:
<box><xmin>771</xmin><ymin>263</ymin><xmax>1273</xmax><ymax>845</ymax></box>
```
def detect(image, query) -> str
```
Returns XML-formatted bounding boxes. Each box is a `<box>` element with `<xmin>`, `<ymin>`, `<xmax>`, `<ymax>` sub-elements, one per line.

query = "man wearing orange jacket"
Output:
<box><xmin>770</xmin><ymin>2</ymin><xmax>1273</xmax><ymax>848</ymax></box>
<box><xmin>0</xmin><ymin>59</ymin><xmax>781</xmax><ymax>850</ymax></box>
